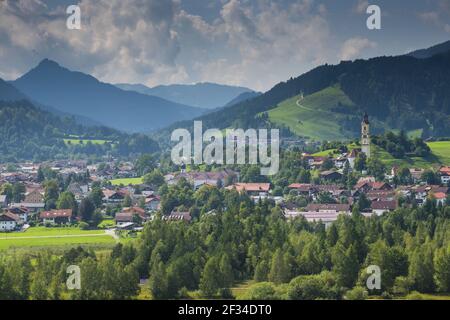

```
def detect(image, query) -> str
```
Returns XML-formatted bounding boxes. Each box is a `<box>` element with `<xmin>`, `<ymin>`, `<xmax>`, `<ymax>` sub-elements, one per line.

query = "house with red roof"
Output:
<box><xmin>439</xmin><ymin>166</ymin><xmax>450</xmax><ymax>185</ymax></box>
<box><xmin>226</xmin><ymin>183</ymin><xmax>271</xmax><ymax>196</ymax></box>
<box><xmin>40</xmin><ymin>209</ymin><xmax>73</xmax><ymax>224</ymax></box>
<box><xmin>0</xmin><ymin>212</ymin><xmax>21</xmax><ymax>231</ymax></box>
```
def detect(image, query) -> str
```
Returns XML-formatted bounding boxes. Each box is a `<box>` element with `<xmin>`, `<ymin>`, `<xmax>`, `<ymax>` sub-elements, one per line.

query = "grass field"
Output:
<box><xmin>267</xmin><ymin>86</ymin><xmax>356</xmax><ymax>141</ymax></box>
<box><xmin>427</xmin><ymin>141</ymin><xmax>450</xmax><ymax>165</ymax></box>
<box><xmin>110</xmin><ymin>177</ymin><xmax>143</xmax><ymax>186</ymax></box>
<box><xmin>313</xmin><ymin>142</ymin><xmax>449</xmax><ymax>168</ymax></box>
<box><xmin>0</xmin><ymin>227</ymin><xmax>116</xmax><ymax>250</ymax></box>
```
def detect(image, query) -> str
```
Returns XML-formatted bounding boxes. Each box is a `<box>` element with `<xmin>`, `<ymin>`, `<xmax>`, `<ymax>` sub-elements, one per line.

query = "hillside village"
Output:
<box><xmin>1</xmin><ymin>114</ymin><xmax>449</xmax><ymax>234</ymax></box>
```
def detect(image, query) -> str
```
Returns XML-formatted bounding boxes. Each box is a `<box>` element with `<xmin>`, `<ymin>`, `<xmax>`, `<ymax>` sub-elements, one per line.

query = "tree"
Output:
<box><xmin>344</xmin><ymin>286</ymin><xmax>368</xmax><ymax>300</ymax></box>
<box><xmin>79</xmin><ymin>197</ymin><xmax>95</xmax><ymax>222</ymax></box>
<box><xmin>332</xmin><ymin>244</ymin><xmax>360</xmax><ymax>288</ymax></box>
<box><xmin>56</xmin><ymin>191</ymin><xmax>76</xmax><ymax>212</ymax></box>
<box><xmin>354</xmin><ymin>153</ymin><xmax>367</xmax><ymax>172</ymax></box>
<box><xmin>240</xmin><ymin>282</ymin><xmax>277</xmax><ymax>300</ymax></box>
<box><xmin>148</xmin><ymin>254</ymin><xmax>169</xmax><ymax>299</ymax></box>
<box><xmin>123</xmin><ymin>195</ymin><xmax>132</xmax><ymax>207</ymax></box>
<box><xmin>367</xmin><ymin>157</ymin><xmax>386</xmax><ymax>181</ymax></box>
<box><xmin>408</xmin><ymin>244</ymin><xmax>435</xmax><ymax>293</ymax></box>
<box><xmin>135</xmin><ymin>154</ymin><xmax>156</xmax><ymax>176</ymax></box>
<box><xmin>268</xmin><ymin>249</ymin><xmax>291</xmax><ymax>284</ymax></box>
<box><xmin>143</xmin><ymin>170</ymin><xmax>165</xmax><ymax>188</ymax></box>
<box><xmin>200</xmin><ymin>257</ymin><xmax>221</xmax><ymax>297</ymax></box>
<box><xmin>89</xmin><ymin>188</ymin><xmax>104</xmax><ymax>208</ymax></box>
<box><xmin>357</xmin><ymin>193</ymin><xmax>371</xmax><ymax>211</ymax></box>
<box><xmin>421</xmin><ymin>170</ymin><xmax>440</xmax><ymax>185</ymax></box>
<box><xmin>12</xmin><ymin>183</ymin><xmax>25</xmax><ymax>203</ymax></box>
<box><xmin>44</xmin><ymin>180</ymin><xmax>59</xmax><ymax>209</ymax></box>
<box><xmin>219</xmin><ymin>254</ymin><xmax>234</xmax><ymax>288</ymax></box>
<box><xmin>433</xmin><ymin>246</ymin><xmax>450</xmax><ymax>293</ymax></box>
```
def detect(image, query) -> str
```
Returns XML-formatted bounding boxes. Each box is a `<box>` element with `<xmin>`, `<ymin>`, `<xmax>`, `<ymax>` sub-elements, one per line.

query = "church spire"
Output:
<box><xmin>363</xmin><ymin>112</ymin><xmax>369</xmax><ymax>125</ymax></box>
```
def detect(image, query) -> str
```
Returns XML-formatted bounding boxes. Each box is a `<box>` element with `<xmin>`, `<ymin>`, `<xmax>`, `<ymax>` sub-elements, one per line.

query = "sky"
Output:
<box><xmin>0</xmin><ymin>0</ymin><xmax>449</xmax><ymax>91</ymax></box>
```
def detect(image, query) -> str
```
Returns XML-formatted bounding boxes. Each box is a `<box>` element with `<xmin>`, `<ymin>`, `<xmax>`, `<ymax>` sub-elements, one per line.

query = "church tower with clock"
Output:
<box><xmin>361</xmin><ymin>112</ymin><xmax>370</xmax><ymax>158</ymax></box>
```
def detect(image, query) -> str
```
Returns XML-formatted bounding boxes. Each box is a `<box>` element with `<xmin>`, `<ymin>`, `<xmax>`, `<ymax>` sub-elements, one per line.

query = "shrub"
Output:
<box><xmin>79</xmin><ymin>221</ymin><xmax>89</xmax><ymax>230</ymax></box>
<box><xmin>344</xmin><ymin>286</ymin><xmax>368</xmax><ymax>300</ymax></box>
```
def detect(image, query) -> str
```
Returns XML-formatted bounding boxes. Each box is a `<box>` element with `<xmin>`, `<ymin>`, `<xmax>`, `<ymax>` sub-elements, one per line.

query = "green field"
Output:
<box><xmin>427</xmin><ymin>141</ymin><xmax>450</xmax><ymax>165</ymax></box>
<box><xmin>63</xmin><ymin>138</ymin><xmax>113</xmax><ymax>145</ymax></box>
<box><xmin>0</xmin><ymin>227</ymin><xmax>116</xmax><ymax>250</ymax></box>
<box><xmin>110</xmin><ymin>177</ymin><xmax>143</xmax><ymax>186</ymax></box>
<box><xmin>266</xmin><ymin>86</ymin><xmax>358</xmax><ymax>140</ymax></box>
<box><xmin>313</xmin><ymin>142</ymin><xmax>449</xmax><ymax>168</ymax></box>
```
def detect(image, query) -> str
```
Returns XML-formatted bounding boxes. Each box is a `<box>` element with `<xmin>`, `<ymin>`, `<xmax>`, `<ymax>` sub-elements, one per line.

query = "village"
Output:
<box><xmin>0</xmin><ymin>150</ymin><xmax>448</xmax><ymax>234</ymax></box>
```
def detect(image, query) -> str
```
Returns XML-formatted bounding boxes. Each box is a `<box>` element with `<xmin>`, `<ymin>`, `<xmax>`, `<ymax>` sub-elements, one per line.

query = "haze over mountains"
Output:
<box><xmin>115</xmin><ymin>82</ymin><xmax>254</xmax><ymax>109</ymax></box>
<box><xmin>11</xmin><ymin>59</ymin><xmax>205</xmax><ymax>132</ymax></box>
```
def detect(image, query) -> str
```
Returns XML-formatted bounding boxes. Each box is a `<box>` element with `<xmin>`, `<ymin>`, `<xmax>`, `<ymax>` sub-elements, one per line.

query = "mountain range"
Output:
<box><xmin>158</xmin><ymin>40</ymin><xmax>450</xmax><ymax>142</ymax></box>
<box><xmin>10</xmin><ymin>59</ymin><xmax>205</xmax><ymax>132</ymax></box>
<box><xmin>115</xmin><ymin>82</ymin><xmax>254</xmax><ymax>109</ymax></box>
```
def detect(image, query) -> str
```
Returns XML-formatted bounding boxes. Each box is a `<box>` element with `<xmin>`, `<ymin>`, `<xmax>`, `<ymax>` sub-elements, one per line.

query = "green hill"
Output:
<box><xmin>314</xmin><ymin>142</ymin><xmax>449</xmax><ymax>168</ymax></box>
<box><xmin>266</xmin><ymin>86</ymin><xmax>359</xmax><ymax>140</ymax></box>
<box><xmin>157</xmin><ymin>42</ymin><xmax>450</xmax><ymax>145</ymax></box>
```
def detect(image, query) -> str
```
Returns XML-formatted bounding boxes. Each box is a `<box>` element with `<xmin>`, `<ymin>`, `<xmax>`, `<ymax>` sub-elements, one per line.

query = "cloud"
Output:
<box><xmin>418</xmin><ymin>0</ymin><xmax>450</xmax><ymax>33</ymax></box>
<box><xmin>0</xmin><ymin>0</ymin><xmax>330</xmax><ymax>91</ymax></box>
<box><xmin>340</xmin><ymin>37</ymin><xmax>377</xmax><ymax>61</ymax></box>
<box><xmin>354</xmin><ymin>0</ymin><xmax>369</xmax><ymax>14</ymax></box>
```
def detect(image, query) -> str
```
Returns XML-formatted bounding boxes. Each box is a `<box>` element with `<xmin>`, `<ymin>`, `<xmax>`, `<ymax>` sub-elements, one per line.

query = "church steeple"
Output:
<box><xmin>361</xmin><ymin>113</ymin><xmax>370</xmax><ymax>158</ymax></box>
<box><xmin>363</xmin><ymin>112</ymin><xmax>369</xmax><ymax>125</ymax></box>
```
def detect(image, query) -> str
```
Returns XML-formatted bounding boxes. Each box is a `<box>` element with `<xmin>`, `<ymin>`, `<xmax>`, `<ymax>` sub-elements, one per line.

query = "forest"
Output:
<box><xmin>1</xmin><ymin>181</ymin><xmax>448</xmax><ymax>300</ymax></box>
<box><xmin>0</xmin><ymin>101</ymin><xmax>159</xmax><ymax>162</ymax></box>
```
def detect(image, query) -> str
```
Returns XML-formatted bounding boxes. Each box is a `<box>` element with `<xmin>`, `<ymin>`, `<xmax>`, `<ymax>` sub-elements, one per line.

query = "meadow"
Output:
<box><xmin>0</xmin><ymin>227</ymin><xmax>116</xmax><ymax>250</ymax></box>
<box><xmin>267</xmin><ymin>86</ymin><xmax>353</xmax><ymax>141</ymax></box>
<box><xmin>110</xmin><ymin>177</ymin><xmax>144</xmax><ymax>186</ymax></box>
<box><xmin>313</xmin><ymin>141</ymin><xmax>450</xmax><ymax>168</ymax></box>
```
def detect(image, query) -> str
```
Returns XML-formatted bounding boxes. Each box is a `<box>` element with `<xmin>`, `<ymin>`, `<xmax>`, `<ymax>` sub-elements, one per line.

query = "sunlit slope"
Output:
<box><xmin>266</xmin><ymin>86</ymin><xmax>358</xmax><ymax>140</ymax></box>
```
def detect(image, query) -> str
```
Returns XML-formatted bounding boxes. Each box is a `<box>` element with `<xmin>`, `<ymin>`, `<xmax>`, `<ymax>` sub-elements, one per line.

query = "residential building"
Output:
<box><xmin>40</xmin><ymin>209</ymin><xmax>73</xmax><ymax>224</ymax></box>
<box><xmin>371</xmin><ymin>200</ymin><xmax>397</xmax><ymax>215</ymax></box>
<box><xmin>0</xmin><ymin>212</ymin><xmax>21</xmax><ymax>231</ymax></box>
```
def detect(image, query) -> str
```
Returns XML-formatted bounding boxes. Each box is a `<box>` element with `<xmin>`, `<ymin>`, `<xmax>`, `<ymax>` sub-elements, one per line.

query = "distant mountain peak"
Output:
<box><xmin>36</xmin><ymin>58</ymin><xmax>62</xmax><ymax>69</ymax></box>
<box><xmin>115</xmin><ymin>82</ymin><xmax>254</xmax><ymax>109</ymax></box>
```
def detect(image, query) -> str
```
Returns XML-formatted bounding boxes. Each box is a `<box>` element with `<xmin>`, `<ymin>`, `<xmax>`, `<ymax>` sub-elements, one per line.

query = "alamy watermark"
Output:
<box><xmin>171</xmin><ymin>121</ymin><xmax>279</xmax><ymax>175</ymax></box>
<box><xmin>366</xmin><ymin>4</ymin><xmax>381</xmax><ymax>30</ymax></box>
<box><xmin>66</xmin><ymin>5</ymin><xmax>81</xmax><ymax>30</ymax></box>
<box><xmin>66</xmin><ymin>265</ymin><xmax>81</xmax><ymax>290</ymax></box>
<box><xmin>366</xmin><ymin>265</ymin><xmax>381</xmax><ymax>290</ymax></box>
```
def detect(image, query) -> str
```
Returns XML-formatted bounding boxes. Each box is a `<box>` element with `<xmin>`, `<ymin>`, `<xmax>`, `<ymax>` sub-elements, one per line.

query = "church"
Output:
<box><xmin>361</xmin><ymin>112</ymin><xmax>371</xmax><ymax>158</ymax></box>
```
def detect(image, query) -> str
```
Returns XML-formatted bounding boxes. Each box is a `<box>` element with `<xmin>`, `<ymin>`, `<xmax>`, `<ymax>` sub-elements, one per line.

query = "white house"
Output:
<box><xmin>0</xmin><ymin>195</ymin><xmax>7</xmax><ymax>208</ymax></box>
<box><xmin>0</xmin><ymin>212</ymin><xmax>20</xmax><ymax>231</ymax></box>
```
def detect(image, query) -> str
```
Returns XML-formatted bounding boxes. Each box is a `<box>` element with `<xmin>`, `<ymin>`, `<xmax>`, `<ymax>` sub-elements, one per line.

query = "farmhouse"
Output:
<box><xmin>6</xmin><ymin>207</ymin><xmax>29</xmax><ymax>222</ymax></box>
<box><xmin>115</xmin><ymin>207</ymin><xmax>147</xmax><ymax>226</ymax></box>
<box><xmin>40</xmin><ymin>209</ymin><xmax>73</xmax><ymax>224</ymax></box>
<box><xmin>439</xmin><ymin>166</ymin><xmax>450</xmax><ymax>185</ymax></box>
<box><xmin>10</xmin><ymin>188</ymin><xmax>45</xmax><ymax>213</ymax></box>
<box><xmin>319</xmin><ymin>170</ymin><xmax>343</xmax><ymax>181</ymax></box>
<box><xmin>226</xmin><ymin>183</ymin><xmax>271</xmax><ymax>196</ymax></box>
<box><xmin>284</xmin><ymin>210</ymin><xmax>340</xmax><ymax>228</ymax></box>
<box><xmin>145</xmin><ymin>195</ymin><xmax>161</xmax><ymax>211</ymax></box>
<box><xmin>371</xmin><ymin>200</ymin><xmax>397</xmax><ymax>215</ymax></box>
<box><xmin>305</xmin><ymin>203</ymin><xmax>351</xmax><ymax>214</ymax></box>
<box><xmin>163</xmin><ymin>211</ymin><xmax>192</xmax><ymax>223</ymax></box>
<box><xmin>434</xmin><ymin>192</ymin><xmax>447</xmax><ymax>206</ymax></box>
<box><xmin>0</xmin><ymin>212</ymin><xmax>21</xmax><ymax>231</ymax></box>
